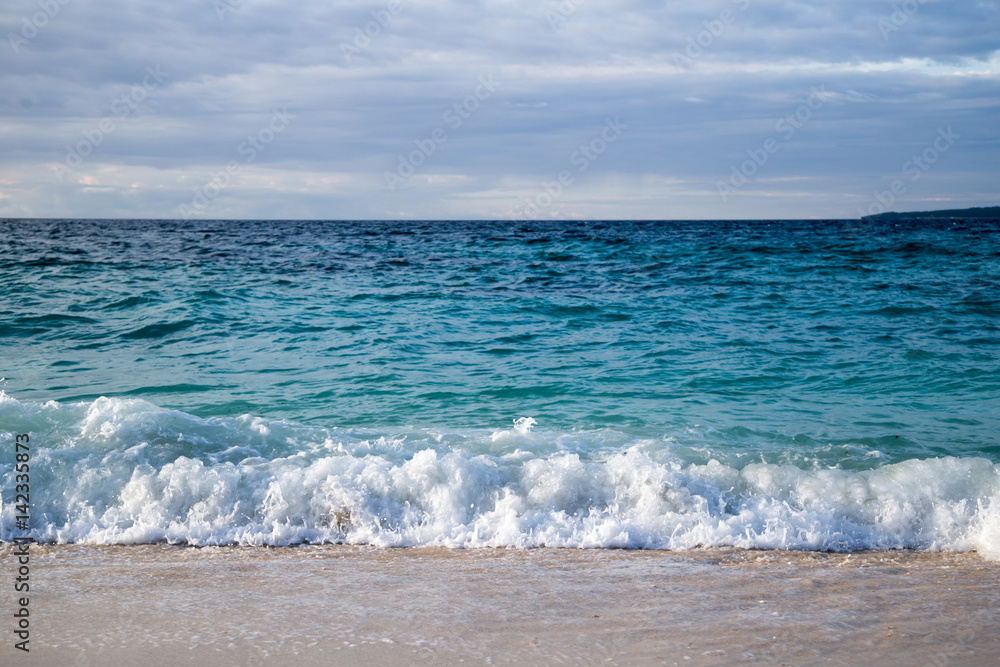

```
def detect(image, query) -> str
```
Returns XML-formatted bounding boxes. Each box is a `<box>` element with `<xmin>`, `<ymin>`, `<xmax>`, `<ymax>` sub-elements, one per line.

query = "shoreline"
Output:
<box><xmin>2</xmin><ymin>544</ymin><xmax>999</xmax><ymax>665</ymax></box>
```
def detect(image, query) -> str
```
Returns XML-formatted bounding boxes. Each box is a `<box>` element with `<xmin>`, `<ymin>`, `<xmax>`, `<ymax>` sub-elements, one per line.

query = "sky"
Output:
<box><xmin>0</xmin><ymin>0</ymin><xmax>998</xmax><ymax>220</ymax></box>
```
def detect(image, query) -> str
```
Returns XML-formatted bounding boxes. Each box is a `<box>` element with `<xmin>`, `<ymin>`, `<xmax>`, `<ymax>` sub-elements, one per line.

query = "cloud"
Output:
<box><xmin>0</xmin><ymin>0</ymin><xmax>997</xmax><ymax>219</ymax></box>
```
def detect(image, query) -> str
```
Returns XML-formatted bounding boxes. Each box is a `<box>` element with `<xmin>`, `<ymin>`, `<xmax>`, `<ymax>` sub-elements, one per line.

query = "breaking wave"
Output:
<box><xmin>1</xmin><ymin>393</ymin><xmax>998</xmax><ymax>559</ymax></box>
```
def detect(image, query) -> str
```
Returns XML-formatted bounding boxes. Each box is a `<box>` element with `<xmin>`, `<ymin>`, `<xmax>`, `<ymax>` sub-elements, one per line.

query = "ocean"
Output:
<box><xmin>1</xmin><ymin>218</ymin><xmax>998</xmax><ymax>556</ymax></box>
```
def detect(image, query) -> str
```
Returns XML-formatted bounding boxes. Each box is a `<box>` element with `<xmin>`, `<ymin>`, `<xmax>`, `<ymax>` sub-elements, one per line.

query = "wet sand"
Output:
<box><xmin>2</xmin><ymin>544</ymin><xmax>999</xmax><ymax>665</ymax></box>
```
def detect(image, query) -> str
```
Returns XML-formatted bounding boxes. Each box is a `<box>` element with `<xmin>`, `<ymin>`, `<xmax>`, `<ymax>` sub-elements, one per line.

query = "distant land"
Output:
<box><xmin>860</xmin><ymin>206</ymin><xmax>1000</xmax><ymax>221</ymax></box>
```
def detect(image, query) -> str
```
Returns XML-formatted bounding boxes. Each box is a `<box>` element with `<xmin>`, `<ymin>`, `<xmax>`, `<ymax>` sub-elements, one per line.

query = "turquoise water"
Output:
<box><xmin>1</xmin><ymin>219</ymin><xmax>999</xmax><ymax>552</ymax></box>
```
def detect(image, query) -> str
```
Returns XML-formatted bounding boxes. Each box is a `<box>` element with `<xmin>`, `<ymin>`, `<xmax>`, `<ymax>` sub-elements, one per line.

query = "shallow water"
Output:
<box><xmin>4</xmin><ymin>544</ymin><xmax>999</xmax><ymax>666</ymax></box>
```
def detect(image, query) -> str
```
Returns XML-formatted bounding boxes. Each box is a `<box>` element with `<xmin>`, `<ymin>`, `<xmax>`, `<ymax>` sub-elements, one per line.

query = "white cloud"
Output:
<box><xmin>0</xmin><ymin>0</ymin><xmax>997</xmax><ymax>219</ymax></box>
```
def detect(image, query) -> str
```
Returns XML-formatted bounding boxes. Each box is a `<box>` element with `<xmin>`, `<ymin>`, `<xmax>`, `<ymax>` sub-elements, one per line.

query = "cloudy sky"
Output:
<box><xmin>1</xmin><ymin>0</ymin><xmax>997</xmax><ymax>220</ymax></box>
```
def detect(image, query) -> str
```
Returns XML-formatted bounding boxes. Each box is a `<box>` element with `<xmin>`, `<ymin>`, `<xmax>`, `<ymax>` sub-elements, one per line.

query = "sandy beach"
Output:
<box><xmin>2</xmin><ymin>544</ymin><xmax>998</xmax><ymax>665</ymax></box>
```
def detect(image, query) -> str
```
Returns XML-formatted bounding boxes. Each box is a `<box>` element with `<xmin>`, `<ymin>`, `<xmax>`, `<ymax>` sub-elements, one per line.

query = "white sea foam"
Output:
<box><xmin>1</xmin><ymin>393</ymin><xmax>998</xmax><ymax>558</ymax></box>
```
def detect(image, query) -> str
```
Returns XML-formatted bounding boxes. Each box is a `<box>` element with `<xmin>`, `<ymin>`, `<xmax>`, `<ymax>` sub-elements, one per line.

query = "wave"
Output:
<box><xmin>1</xmin><ymin>393</ymin><xmax>998</xmax><ymax>558</ymax></box>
